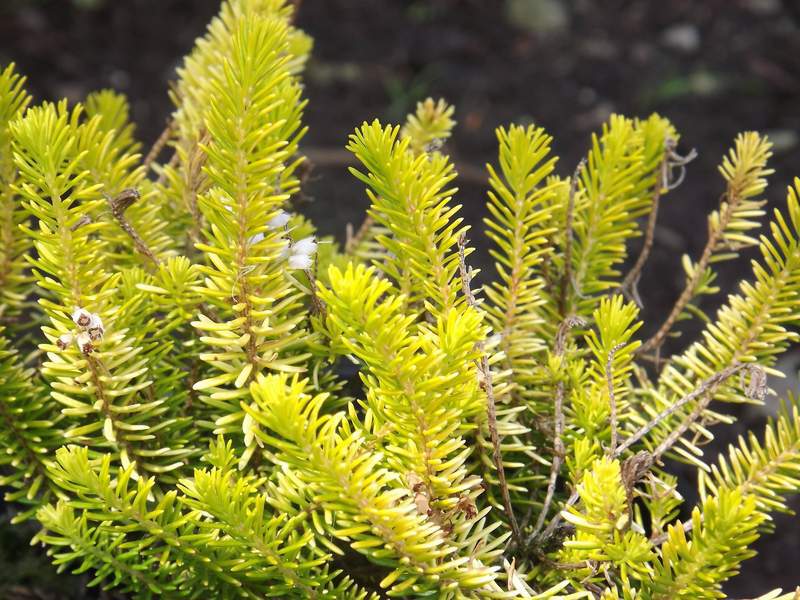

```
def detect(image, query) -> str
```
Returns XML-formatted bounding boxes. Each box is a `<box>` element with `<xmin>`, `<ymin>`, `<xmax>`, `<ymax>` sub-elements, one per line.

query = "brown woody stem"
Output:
<box><xmin>107</xmin><ymin>189</ymin><xmax>160</xmax><ymax>266</ymax></box>
<box><xmin>457</xmin><ymin>233</ymin><xmax>522</xmax><ymax>545</ymax></box>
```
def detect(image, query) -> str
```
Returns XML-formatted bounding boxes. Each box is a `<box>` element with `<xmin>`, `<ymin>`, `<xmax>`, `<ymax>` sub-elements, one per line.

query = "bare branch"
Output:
<box><xmin>617</xmin><ymin>144</ymin><xmax>670</xmax><ymax>306</ymax></box>
<box><xmin>614</xmin><ymin>362</ymin><xmax>747</xmax><ymax>456</ymax></box>
<box><xmin>637</xmin><ymin>144</ymin><xmax>735</xmax><ymax>357</ymax></box>
<box><xmin>106</xmin><ymin>188</ymin><xmax>160</xmax><ymax>266</ymax></box>
<box><xmin>69</xmin><ymin>215</ymin><xmax>92</xmax><ymax>232</ymax></box>
<box><xmin>528</xmin><ymin>316</ymin><xmax>585</xmax><ymax>544</ymax></box>
<box><xmin>143</xmin><ymin>119</ymin><xmax>174</xmax><ymax>171</ymax></box>
<box><xmin>345</xmin><ymin>214</ymin><xmax>374</xmax><ymax>255</ymax></box>
<box><xmin>305</xmin><ymin>253</ymin><xmax>326</xmax><ymax>318</ymax></box>
<box><xmin>457</xmin><ymin>233</ymin><xmax>522</xmax><ymax>545</ymax></box>
<box><xmin>532</xmin><ymin>362</ymin><xmax>759</xmax><ymax>551</ymax></box>
<box><xmin>182</xmin><ymin>131</ymin><xmax>210</xmax><ymax>251</ymax></box>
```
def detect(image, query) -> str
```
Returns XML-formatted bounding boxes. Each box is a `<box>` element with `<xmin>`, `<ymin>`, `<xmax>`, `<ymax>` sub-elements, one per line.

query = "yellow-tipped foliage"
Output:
<box><xmin>1</xmin><ymin>1</ymin><xmax>800</xmax><ymax>598</ymax></box>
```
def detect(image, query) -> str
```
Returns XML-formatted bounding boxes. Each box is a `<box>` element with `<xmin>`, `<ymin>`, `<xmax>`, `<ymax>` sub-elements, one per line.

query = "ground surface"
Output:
<box><xmin>1</xmin><ymin>0</ymin><xmax>799</xmax><ymax>597</ymax></box>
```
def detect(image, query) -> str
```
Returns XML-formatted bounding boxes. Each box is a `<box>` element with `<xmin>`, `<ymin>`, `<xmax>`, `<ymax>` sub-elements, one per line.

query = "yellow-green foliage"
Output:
<box><xmin>1</xmin><ymin>1</ymin><xmax>800</xmax><ymax>599</ymax></box>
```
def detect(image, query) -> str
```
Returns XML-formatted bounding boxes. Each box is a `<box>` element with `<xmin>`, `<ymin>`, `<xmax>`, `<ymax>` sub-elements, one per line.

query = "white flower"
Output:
<box><xmin>267</xmin><ymin>210</ymin><xmax>291</xmax><ymax>230</ymax></box>
<box><xmin>292</xmin><ymin>236</ymin><xmax>317</xmax><ymax>256</ymax></box>
<box><xmin>56</xmin><ymin>333</ymin><xmax>73</xmax><ymax>350</ymax></box>
<box><xmin>72</xmin><ymin>307</ymin><xmax>92</xmax><ymax>328</ymax></box>
<box><xmin>486</xmin><ymin>333</ymin><xmax>503</xmax><ymax>348</ymax></box>
<box><xmin>88</xmin><ymin>314</ymin><xmax>105</xmax><ymax>341</ymax></box>
<box><xmin>288</xmin><ymin>253</ymin><xmax>313</xmax><ymax>270</ymax></box>
<box><xmin>89</xmin><ymin>313</ymin><xmax>103</xmax><ymax>331</ymax></box>
<box><xmin>75</xmin><ymin>331</ymin><xmax>94</xmax><ymax>354</ymax></box>
<box><xmin>249</xmin><ymin>210</ymin><xmax>292</xmax><ymax>246</ymax></box>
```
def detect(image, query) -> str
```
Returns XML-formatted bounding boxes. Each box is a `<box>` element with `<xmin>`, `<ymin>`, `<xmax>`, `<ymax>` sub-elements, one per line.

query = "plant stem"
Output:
<box><xmin>639</xmin><ymin>182</ymin><xmax>739</xmax><ymax>356</ymax></box>
<box><xmin>457</xmin><ymin>233</ymin><xmax>522</xmax><ymax>545</ymax></box>
<box><xmin>143</xmin><ymin>119</ymin><xmax>174</xmax><ymax>171</ymax></box>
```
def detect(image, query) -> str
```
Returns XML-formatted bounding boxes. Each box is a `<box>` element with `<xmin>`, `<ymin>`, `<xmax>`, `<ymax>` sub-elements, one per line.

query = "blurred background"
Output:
<box><xmin>1</xmin><ymin>0</ymin><xmax>799</xmax><ymax>597</ymax></box>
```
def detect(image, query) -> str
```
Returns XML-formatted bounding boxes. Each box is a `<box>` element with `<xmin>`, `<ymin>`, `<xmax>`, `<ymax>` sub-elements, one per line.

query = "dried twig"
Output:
<box><xmin>183</xmin><ymin>131</ymin><xmax>211</xmax><ymax>250</ymax></box>
<box><xmin>532</xmin><ymin>362</ymin><xmax>756</xmax><ymax>551</ymax></box>
<box><xmin>528</xmin><ymin>316</ymin><xmax>585</xmax><ymax>543</ymax></box>
<box><xmin>345</xmin><ymin>214</ymin><xmax>374</xmax><ymax>254</ymax></box>
<box><xmin>532</xmin><ymin>385</ymin><xmax>565</xmax><ymax>539</ymax></box>
<box><xmin>618</xmin><ymin>140</ymin><xmax>696</xmax><ymax>309</ymax></box>
<box><xmin>305</xmin><ymin>253</ymin><xmax>326</xmax><ymax>318</ymax></box>
<box><xmin>536</xmin><ymin>489</ymin><xmax>579</xmax><ymax>547</ymax></box>
<box><xmin>636</xmin><ymin>144</ymin><xmax>721</xmax><ymax>357</ymax></box>
<box><xmin>614</xmin><ymin>362</ymin><xmax>747</xmax><ymax>456</ymax></box>
<box><xmin>617</xmin><ymin>142</ymin><xmax>672</xmax><ymax>306</ymax></box>
<box><xmin>457</xmin><ymin>233</ymin><xmax>522</xmax><ymax>545</ymax></box>
<box><xmin>558</xmin><ymin>159</ymin><xmax>585</xmax><ymax>316</ymax></box>
<box><xmin>143</xmin><ymin>119</ymin><xmax>174</xmax><ymax>171</ymax></box>
<box><xmin>107</xmin><ymin>188</ymin><xmax>160</xmax><ymax>266</ymax></box>
<box><xmin>69</xmin><ymin>214</ymin><xmax>92</xmax><ymax>232</ymax></box>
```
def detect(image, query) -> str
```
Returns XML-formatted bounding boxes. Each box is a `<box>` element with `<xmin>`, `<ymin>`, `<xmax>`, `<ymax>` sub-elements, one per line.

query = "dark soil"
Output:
<box><xmin>1</xmin><ymin>0</ymin><xmax>799</xmax><ymax>597</ymax></box>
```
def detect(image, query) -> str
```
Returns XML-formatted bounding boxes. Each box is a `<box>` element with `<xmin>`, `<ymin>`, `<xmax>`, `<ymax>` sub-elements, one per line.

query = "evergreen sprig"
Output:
<box><xmin>1</xmin><ymin>1</ymin><xmax>800</xmax><ymax>598</ymax></box>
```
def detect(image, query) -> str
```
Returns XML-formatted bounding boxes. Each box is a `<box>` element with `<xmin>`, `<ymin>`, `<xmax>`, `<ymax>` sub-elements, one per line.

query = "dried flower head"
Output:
<box><xmin>456</xmin><ymin>495</ymin><xmax>478</xmax><ymax>519</ymax></box>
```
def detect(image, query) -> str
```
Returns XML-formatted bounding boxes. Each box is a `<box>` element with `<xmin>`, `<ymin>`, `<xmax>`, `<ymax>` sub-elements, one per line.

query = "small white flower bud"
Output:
<box><xmin>486</xmin><ymin>333</ymin><xmax>503</xmax><ymax>348</ymax></box>
<box><xmin>75</xmin><ymin>331</ymin><xmax>94</xmax><ymax>354</ymax></box>
<box><xmin>72</xmin><ymin>307</ymin><xmax>92</xmax><ymax>328</ymax></box>
<box><xmin>292</xmin><ymin>236</ymin><xmax>317</xmax><ymax>257</ymax></box>
<box><xmin>56</xmin><ymin>333</ymin><xmax>73</xmax><ymax>350</ymax></box>
<box><xmin>288</xmin><ymin>253</ymin><xmax>313</xmax><ymax>270</ymax></box>
<box><xmin>267</xmin><ymin>210</ymin><xmax>291</xmax><ymax>230</ymax></box>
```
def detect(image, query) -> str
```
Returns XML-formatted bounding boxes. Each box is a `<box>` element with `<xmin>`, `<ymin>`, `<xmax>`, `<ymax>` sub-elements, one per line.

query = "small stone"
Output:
<box><xmin>581</xmin><ymin>38</ymin><xmax>617</xmax><ymax>61</ymax></box>
<box><xmin>506</xmin><ymin>0</ymin><xmax>569</xmax><ymax>35</ymax></box>
<box><xmin>765</xmin><ymin>129</ymin><xmax>799</xmax><ymax>153</ymax></box>
<box><xmin>661</xmin><ymin>24</ymin><xmax>701</xmax><ymax>54</ymax></box>
<box><xmin>743</xmin><ymin>0</ymin><xmax>781</xmax><ymax>15</ymax></box>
